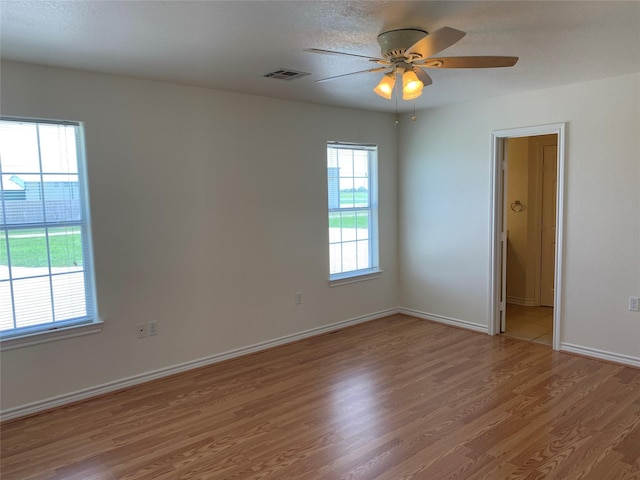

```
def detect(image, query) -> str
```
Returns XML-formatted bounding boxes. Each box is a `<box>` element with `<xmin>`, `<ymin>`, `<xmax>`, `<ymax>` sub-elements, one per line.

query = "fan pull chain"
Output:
<box><xmin>412</xmin><ymin>100</ymin><xmax>417</xmax><ymax>121</ymax></box>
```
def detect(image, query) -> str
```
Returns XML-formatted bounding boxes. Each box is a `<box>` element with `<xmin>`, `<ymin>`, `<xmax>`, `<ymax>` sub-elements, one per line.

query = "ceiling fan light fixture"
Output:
<box><xmin>373</xmin><ymin>72</ymin><xmax>395</xmax><ymax>99</ymax></box>
<box><xmin>402</xmin><ymin>70</ymin><xmax>423</xmax><ymax>99</ymax></box>
<box><xmin>402</xmin><ymin>85</ymin><xmax>423</xmax><ymax>100</ymax></box>
<box><xmin>308</xmin><ymin>26</ymin><xmax>518</xmax><ymax>103</ymax></box>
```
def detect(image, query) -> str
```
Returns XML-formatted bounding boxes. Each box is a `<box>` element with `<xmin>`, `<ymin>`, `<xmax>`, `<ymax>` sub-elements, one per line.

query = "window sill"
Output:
<box><xmin>329</xmin><ymin>269</ymin><xmax>383</xmax><ymax>287</ymax></box>
<box><xmin>0</xmin><ymin>321</ymin><xmax>103</xmax><ymax>351</ymax></box>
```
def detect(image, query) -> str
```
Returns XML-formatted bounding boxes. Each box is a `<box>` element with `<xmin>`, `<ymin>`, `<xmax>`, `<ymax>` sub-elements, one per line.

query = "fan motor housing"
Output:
<box><xmin>377</xmin><ymin>29</ymin><xmax>427</xmax><ymax>60</ymax></box>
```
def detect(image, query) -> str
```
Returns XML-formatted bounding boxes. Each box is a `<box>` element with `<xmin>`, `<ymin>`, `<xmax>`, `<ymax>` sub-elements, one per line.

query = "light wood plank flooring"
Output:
<box><xmin>2</xmin><ymin>314</ymin><xmax>639</xmax><ymax>479</ymax></box>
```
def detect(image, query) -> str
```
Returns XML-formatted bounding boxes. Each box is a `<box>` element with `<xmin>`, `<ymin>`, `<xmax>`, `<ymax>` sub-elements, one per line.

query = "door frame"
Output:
<box><xmin>488</xmin><ymin>123</ymin><xmax>566</xmax><ymax>350</ymax></box>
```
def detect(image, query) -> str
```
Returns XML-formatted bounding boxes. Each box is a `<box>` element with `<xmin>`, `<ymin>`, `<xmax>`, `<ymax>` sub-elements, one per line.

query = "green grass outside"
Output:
<box><xmin>329</xmin><ymin>211</ymin><xmax>369</xmax><ymax>229</ymax></box>
<box><xmin>0</xmin><ymin>227</ymin><xmax>83</xmax><ymax>268</ymax></box>
<box><xmin>339</xmin><ymin>191</ymin><xmax>369</xmax><ymax>206</ymax></box>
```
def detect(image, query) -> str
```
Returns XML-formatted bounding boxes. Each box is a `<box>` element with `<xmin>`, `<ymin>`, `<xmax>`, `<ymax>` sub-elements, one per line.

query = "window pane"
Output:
<box><xmin>2</xmin><ymin>174</ymin><xmax>45</xmax><ymax>225</ymax></box>
<box><xmin>329</xmin><ymin>243</ymin><xmax>342</xmax><ymax>274</ymax></box>
<box><xmin>338</xmin><ymin>152</ymin><xmax>353</xmax><ymax>177</ymax></box>
<box><xmin>13</xmin><ymin>277</ymin><xmax>53</xmax><ymax>328</ymax></box>
<box><xmin>329</xmin><ymin>212</ymin><xmax>341</xmax><ymax>243</ymax></box>
<box><xmin>339</xmin><ymin>178</ymin><xmax>354</xmax><ymax>208</ymax></box>
<box><xmin>341</xmin><ymin>212</ymin><xmax>357</xmax><ymax>242</ymax></box>
<box><xmin>8</xmin><ymin>228</ymin><xmax>49</xmax><ymax>278</ymax></box>
<box><xmin>0</xmin><ymin>282</ymin><xmax>12</xmax><ymax>330</ymax></box>
<box><xmin>341</xmin><ymin>242</ymin><xmax>357</xmax><ymax>272</ymax></box>
<box><xmin>356</xmin><ymin>240</ymin><xmax>370</xmax><ymax>270</ymax></box>
<box><xmin>49</xmin><ymin>226</ymin><xmax>84</xmax><ymax>269</ymax></box>
<box><xmin>38</xmin><ymin>124</ymin><xmax>79</xmax><ymax>174</ymax></box>
<box><xmin>353</xmin><ymin>179</ymin><xmax>369</xmax><ymax>208</ymax></box>
<box><xmin>327</xmin><ymin>147</ymin><xmax>338</xmax><ymax>169</ymax></box>
<box><xmin>0</xmin><ymin>122</ymin><xmax>40</xmax><ymax>173</ymax></box>
<box><xmin>42</xmin><ymin>174</ymin><xmax>81</xmax><ymax>222</ymax></box>
<box><xmin>0</xmin><ymin>231</ymin><xmax>8</xmax><ymax>281</ymax></box>
<box><xmin>328</xmin><ymin>167</ymin><xmax>340</xmax><ymax>208</ymax></box>
<box><xmin>52</xmin><ymin>273</ymin><xmax>87</xmax><ymax>321</ymax></box>
<box><xmin>356</xmin><ymin>211</ymin><xmax>369</xmax><ymax>239</ymax></box>
<box><xmin>1</xmin><ymin>174</ymin><xmax>26</xmax><ymax>204</ymax></box>
<box><xmin>353</xmin><ymin>153</ymin><xmax>368</xmax><ymax>178</ymax></box>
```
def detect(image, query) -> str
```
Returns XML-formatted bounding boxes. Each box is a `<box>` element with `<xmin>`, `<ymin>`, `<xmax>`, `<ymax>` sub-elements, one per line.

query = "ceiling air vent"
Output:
<box><xmin>263</xmin><ymin>69</ymin><xmax>310</xmax><ymax>81</ymax></box>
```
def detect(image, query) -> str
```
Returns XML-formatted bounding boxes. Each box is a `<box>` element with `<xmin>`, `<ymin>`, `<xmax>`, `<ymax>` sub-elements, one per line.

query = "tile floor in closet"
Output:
<box><xmin>503</xmin><ymin>304</ymin><xmax>553</xmax><ymax>346</ymax></box>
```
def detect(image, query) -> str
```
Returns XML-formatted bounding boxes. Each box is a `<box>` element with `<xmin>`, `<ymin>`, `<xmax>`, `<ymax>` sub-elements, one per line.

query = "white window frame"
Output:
<box><xmin>0</xmin><ymin>117</ymin><xmax>101</xmax><ymax>350</ymax></box>
<box><xmin>327</xmin><ymin>142</ymin><xmax>381</xmax><ymax>286</ymax></box>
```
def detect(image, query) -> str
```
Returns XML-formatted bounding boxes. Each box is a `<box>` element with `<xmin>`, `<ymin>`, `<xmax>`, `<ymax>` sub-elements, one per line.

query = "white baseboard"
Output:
<box><xmin>506</xmin><ymin>297</ymin><xmax>537</xmax><ymax>307</ymax></box>
<box><xmin>398</xmin><ymin>308</ymin><xmax>488</xmax><ymax>334</ymax></box>
<box><xmin>1</xmin><ymin>308</ymin><xmax>400</xmax><ymax>422</ymax></box>
<box><xmin>560</xmin><ymin>343</ymin><xmax>640</xmax><ymax>368</ymax></box>
<box><xmin>6</xmin><ymin>309</ymin><xmax>637</xmax><ymax>422</ymax></box>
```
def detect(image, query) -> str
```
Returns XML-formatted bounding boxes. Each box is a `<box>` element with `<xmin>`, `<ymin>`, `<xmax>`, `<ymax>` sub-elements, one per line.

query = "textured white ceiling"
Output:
<box><xmin>1</xmin><ymin>1</ymin><xmax>639</xmax><ymax>113</ymax></box>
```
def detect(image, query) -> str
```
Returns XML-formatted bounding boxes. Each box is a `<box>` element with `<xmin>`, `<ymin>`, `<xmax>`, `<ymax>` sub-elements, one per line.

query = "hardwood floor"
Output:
<box><xmin>2</xmin><ymin>314</ymin><xmax>639</xmax><ymax>479</ymax></box>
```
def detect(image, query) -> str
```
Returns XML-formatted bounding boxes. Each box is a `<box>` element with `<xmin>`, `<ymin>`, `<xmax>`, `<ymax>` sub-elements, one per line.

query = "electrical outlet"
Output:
<box><xmin>137</xmin><ymin>324</ymin><xmax>147</xmax><ymax>339</ymax></box>
<box><xmin>295</xmin><ymin>291</ymin><xmax>301</xmax><ymax>305</ymax></box>
<box><xmin>147</xmin><ymin>321</ymin><xmax>158</xmax><ymax>336</ymax></box>
<box><xmin>629</xmin><ymin>297</ymin><xmax>640</xmax><ymax>312</ymax></box>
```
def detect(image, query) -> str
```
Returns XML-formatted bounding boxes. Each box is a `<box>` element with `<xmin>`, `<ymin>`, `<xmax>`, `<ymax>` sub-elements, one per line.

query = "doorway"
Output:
<box><xmin>489</xmin><ymin>124</ymin><xmax>565</xmax><ymax>350</ymax></box>
<box><xmin>503</xmin><ymin>135</ymin><xmax>557</xmax><ymax>345</ymax></box>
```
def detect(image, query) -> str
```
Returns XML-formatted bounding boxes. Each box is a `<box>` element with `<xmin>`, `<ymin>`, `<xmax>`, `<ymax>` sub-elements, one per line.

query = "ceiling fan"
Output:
<box><xmin>307</xmin><ymin>27</ymin><xmax>518</xmax><ymax>100</ymax></box>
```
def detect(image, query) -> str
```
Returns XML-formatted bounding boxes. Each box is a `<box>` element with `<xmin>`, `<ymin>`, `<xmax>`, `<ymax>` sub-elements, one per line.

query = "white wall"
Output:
<box><xmin>2</xmin><ymin>61</ymin><xmax>638</xmax><ymax>416</ymax></box>
<box><xmin>399</xmin><ymin>73</ymin><xmax>640</xmax><ymax>361</ymax></box>
<box><xmin>0</xmin><ymin>61</ymin><xmax>399</xmax><ymax>412</ymax></box>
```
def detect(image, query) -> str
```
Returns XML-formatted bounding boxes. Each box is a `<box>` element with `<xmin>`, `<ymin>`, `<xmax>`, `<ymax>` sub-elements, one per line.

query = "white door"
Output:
<box><xmin>540</xmin><ymin>144</ymin><xmax>557</xmax><ymax>307</ymax></box>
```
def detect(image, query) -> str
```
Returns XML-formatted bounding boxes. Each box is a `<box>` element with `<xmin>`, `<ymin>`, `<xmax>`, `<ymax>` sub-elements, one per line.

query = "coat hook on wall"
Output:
<box><xmin>510</xmin><ymin>200</ymin><xmax>525</xmax><ymax>212</ymax></box>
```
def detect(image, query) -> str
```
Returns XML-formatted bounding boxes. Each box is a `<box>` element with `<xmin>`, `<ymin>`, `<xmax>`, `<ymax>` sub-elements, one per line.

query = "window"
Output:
<box><xmin>327</xmin><ymin>142</ymin><xmax>379</xmax><ymax>282</ymax></box>
<box><xmin>0</xmin><ymin>118</ymin><xmax>98</xmax><ymax>346</ymax></box>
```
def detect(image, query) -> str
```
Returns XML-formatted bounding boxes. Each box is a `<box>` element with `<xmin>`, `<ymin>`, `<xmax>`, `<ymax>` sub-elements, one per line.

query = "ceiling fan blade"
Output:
<box><xmin>305</xmin><ymin>48</ymin><xmax>384</xmax><ymax>62</ymax></box>
<box><xmin>418</xmin><ymin>56</ymin><xmax>519</xmax><ymax>68</ymax></box>
<box><xmin>411</xmin><ymin>67</ymin><xmax>433</xmax><ymax>87</ymax></box>
<box><xmin>406</xmin><ymin>27</ymin><xmax>466</xmax><ymax>59</ymax></box>
<box><xmin>314</xmin><ymin>67</ymin><xmax>390</xmax><ymax>83</ymax></box>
